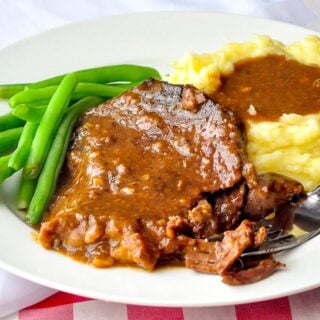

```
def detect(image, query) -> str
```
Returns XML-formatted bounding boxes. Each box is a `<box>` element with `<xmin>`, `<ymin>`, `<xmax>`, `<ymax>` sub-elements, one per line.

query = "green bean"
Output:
<box><xmin>18</xmin><ymin>176</ymin><xmax>37</xmax><ymax>210</ymax></box>
<box><xmin>27</xmin><ymin>96</ymin><xmax>103</xmax><ymax>224</ymax></box>
<box><xmin>26</xmin><ymin>65</ymin><xmax>161</xmax><ymax>89</ymax></box>
<box><xmin>0</xmin><ymin>84</ymin><xmax>27</xmax><ymax>99</ymax></box>
<box><xmin>9</xmin><ymin>86</ymin><xmax>57</xmax><ymax>107</ymax></box>
<box><xmin>0</xmin><ymin>127</ymin><xmax>23</xmax><ymax>156</ymax></box>
<box><xmin>0</xmin><ymin>155</ymin><xmax>14</xmax><ymax>183</ymax></box>
<box><xmin>0</xmin><ymin>112</ymin><xmax>25</xmax><ymax>131</ymax></box>
<box><xmin>0</xmin><ymin>155</ymin><xmax>9</xmax><ymax>166</ymax></box>
<box><xmin>24</xmin><ymin>73</ymin><xmax>79</xmax><ymax>179</ymax></box>
<box><xmin>10</xmin><ymin>82</ymin><xmax>126</xmax><ymax>107</ymax></box>
<box><xmin>8</xmin><ymin>122</ymin><xmax>38</xmax><ymax>171</ymax></box>
<box><xmin>24</xmin><ymin>100</ymin><xmax>50</xmax><ymax>107</ymax></box>
<box><xmin>12</xmin><ymin>104</ymin><xmax>46</xmax><ymax>123</ymax></box>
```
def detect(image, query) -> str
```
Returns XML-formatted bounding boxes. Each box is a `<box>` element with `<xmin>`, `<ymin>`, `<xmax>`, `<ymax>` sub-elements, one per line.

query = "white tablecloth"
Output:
<box><xmin>0</xmin><ymin>0</ymin><xmax>319</xmax><ymax>317</ymax></box>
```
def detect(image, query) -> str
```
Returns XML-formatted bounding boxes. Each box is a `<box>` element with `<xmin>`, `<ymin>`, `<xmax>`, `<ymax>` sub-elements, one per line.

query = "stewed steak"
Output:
<box><xmin>39</xmin><ymin>79</ymin><xmax>303</xmax><ymax>282</ymax></box>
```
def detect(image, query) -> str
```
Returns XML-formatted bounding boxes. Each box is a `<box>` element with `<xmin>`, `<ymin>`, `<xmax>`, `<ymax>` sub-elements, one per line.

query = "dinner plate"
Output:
<box><xmin>0</xmin><ymin>12</ymin><xmax>320</xmax><ymax>307</ymax></box>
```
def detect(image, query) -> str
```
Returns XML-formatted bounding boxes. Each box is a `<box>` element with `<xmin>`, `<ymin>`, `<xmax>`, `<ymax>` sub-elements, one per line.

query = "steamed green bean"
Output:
<box><xmin>8</xmin><ymin>122</ymin><xmax>38</xmax><ymax>171</ymax></box>
<box><xmin>0</xmin><ymin>112</ymin><xmax>25</xmax><ymax>131</ymax></box>
<box><xmin>0</xmin><ymin>155</ymin><xmax>14</xmax><ymax>184</ymax></box>
<box><xmin>26</xmin><ymin>64</ymin><xmax>160</xmax><ymax>89</ymax></box>
<box><xmin>0</xmin><ymin>127</ymin><xmax>23</xmax><ymax>156</ymax></box>
<box><xmin>24</xmin><ymin>73</ymin><xmax>78</xmax><ymax>179</ymax></box>
<box><xmin>9</xmin><ymin>86</ymin><xmax>57</xmax><ymax>107</ymax></box>
<box><xmin>12</xmin><ymin>105</ymin><xmax>46</xmax><ymax>123</ymax></box>
<box><xmin>18</xmin><ymin>176</ymin><xmax>37</xmax><ymax>210</ymax></box>
<box><xmin>0</xmin><ymin>84</ymin><xmax>26</xmax><ymax>99</ymax></box>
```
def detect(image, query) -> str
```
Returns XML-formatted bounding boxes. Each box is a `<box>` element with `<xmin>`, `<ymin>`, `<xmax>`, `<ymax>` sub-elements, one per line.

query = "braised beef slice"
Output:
<box><xmin>187</xmin><ymin>199</ymin><xmax>218</xmax><ymax>238</ymax></box>
<box><xmin>211</xmin><ymin>182</ymin><xmax>246</xmax><ymax>232</ymax></box>
<box><xmin>244</xmin><ymin>173</ymin><xmax>304</xmax><ymax>220</ymax></box>
<box><xmin>40</xmin><ymin>79</ymin><xmax>249</xmax><ymax>269</ymax></box>
<box><xmin>185</xmin><ymin>220</ymin><xmax>258</xmax><ymax>274</ymax></box>
<box><xmin>222</xmin><ymin>258</ymin><xmax>285</xmax><ymax>285</ymax></box>
<box><xmin>215</xmin><ymin>220</ymin><xmax>256</xmax><ymax>274</ymax></box>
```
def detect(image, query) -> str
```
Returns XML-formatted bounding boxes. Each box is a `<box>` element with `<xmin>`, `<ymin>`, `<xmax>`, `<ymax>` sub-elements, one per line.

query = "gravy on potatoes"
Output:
<box><xmin>213</xmin><ymin>55</ymin><xmax>320</xmax><ymax>121</ymax></box>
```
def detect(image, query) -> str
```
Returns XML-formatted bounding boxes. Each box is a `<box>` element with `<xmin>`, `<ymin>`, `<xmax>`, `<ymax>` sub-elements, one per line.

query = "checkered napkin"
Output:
<box><xmin>1</xmin><ymin>288</ymin><xmax>319</xmax><ymax>320</ymax></box>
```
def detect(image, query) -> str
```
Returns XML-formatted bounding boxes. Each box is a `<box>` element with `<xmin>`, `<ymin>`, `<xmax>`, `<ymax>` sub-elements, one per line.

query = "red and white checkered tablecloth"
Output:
<box><xmin>2</xmin><ymin>287</ymin><xmax>320</xmax><ymax>320</ymax></box>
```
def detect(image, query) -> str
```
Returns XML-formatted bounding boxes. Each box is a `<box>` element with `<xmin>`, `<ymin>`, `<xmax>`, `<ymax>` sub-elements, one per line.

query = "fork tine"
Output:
<box><xmin>241</xmin><ymin>240</ymin><xmax>298</xmax><ymax>257</ymax></box>
<box><xmin>267</xmin><ymin>229</ymin><xmax>283</xmax><ymax>236</ymax></box>
<box><xmin>264</xmin><ymin>233</ymin><xmax>294</xmax><ymax>243</ymax></box>
<box><xmin>255</xmin><ymin>217</ymin><xmax>284</xmax><ymax>237</ymax></box>
<box><xmin>241</xmin><ymin>228</ymin><xmax>320</xmax><ymax>258</ymax></box>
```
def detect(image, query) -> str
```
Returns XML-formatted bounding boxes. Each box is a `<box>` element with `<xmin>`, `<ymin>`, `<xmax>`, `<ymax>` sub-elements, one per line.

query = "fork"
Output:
<box><xmin>241</xmin><ymin>228</ymin><xmax>320</xmax><ymax>257</ymax></box>
<box><xmin>241</xmin><ymin>185</ymin><xmax>320</xmax><ymax>258</ymax></box>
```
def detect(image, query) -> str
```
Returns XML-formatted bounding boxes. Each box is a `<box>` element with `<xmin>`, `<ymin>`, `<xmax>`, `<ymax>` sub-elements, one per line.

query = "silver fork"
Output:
<box><xmin>241</xmin><ymin>185</ymin><xmax>320</xmax><ymax>258</ymax></box>
<box><xmin>241</xmin><ymin>228</ymin><xmax>320</xmax><ymax>257</ymax></box>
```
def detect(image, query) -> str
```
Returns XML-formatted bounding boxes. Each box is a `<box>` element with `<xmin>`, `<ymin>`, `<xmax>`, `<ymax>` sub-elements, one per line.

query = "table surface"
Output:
<box><xmin>1</xmin><ymin>1</ymin><xmax>320</xmax><ymax>319</ymax></box>
<box><xmin>2</xmin><ymin>288</ymin><xmax>320</xmax><ymax>320</ymax></box>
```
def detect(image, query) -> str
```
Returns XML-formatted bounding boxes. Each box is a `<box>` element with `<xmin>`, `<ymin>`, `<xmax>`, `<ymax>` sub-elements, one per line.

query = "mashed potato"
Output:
<box><xmin>168</xmin><ymin>35</ymin><xmax>320</xmax><ymax>191</ymax></box>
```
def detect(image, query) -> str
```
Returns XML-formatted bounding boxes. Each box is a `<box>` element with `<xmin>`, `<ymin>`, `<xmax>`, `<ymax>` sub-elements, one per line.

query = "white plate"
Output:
<box><xmin>0</xmin><ymin>12</ymin><xmax>320</xmax><ymax>307</ymax></box>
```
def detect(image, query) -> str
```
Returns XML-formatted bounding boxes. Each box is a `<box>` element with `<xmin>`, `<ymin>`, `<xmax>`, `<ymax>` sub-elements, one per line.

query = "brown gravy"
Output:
<box><xmin>212</xmin><ymin>55</ymin><xmax>320</xmax><ymax>121</ymax></box>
